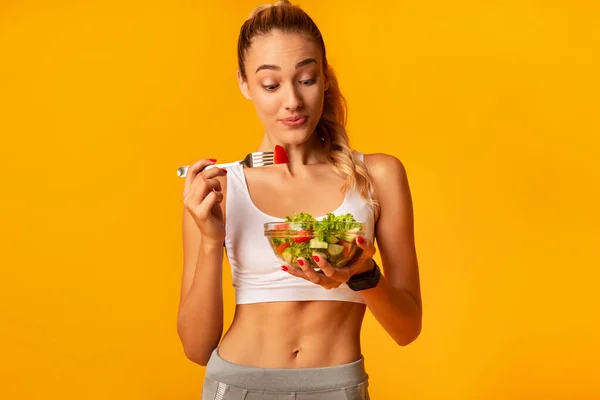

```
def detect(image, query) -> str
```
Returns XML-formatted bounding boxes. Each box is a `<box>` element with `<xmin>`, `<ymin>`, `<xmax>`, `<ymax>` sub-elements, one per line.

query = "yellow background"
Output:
<box><xmin>1</xmin><ymin>0</ymin><xmax>599</xmax><ymax>398</ymax></box>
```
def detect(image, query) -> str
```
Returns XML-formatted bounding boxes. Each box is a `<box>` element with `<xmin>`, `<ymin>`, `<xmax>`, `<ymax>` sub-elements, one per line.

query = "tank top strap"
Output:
<box><xmin>225</xmin><ymin>161</ymin><xmax>245</xmax><ymax>190</ymax></box>
<box><xmin>352</xmin><ymin>150</ymin><xmax>364</xmax><ymax>162</ymax></box>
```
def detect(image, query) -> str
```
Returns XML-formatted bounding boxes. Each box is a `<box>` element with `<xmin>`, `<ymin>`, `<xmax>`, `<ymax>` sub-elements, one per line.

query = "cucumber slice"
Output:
<box><xmin>343</xmin><ymin>228</ymin><xmax>361</xmax><ymax>243</ymax></box>
<box><xmin>289</xmin><ymin>222</ymin><xmax>306</xmax><ymax>230</ymax></box>
<box><xmin>309</xmin><ymin>238</ymin><xmax>329</xmax><ymax>249</ymax></box>
<box><xmin>342</xmin><ymin>234</ymin><xmax>357</xmax><ymax>243</ymax></box>
<box><xmin>326</xmin><ymin>236</ymin><xmax>339</xmax><ymax>244</ymax></box>
<box><xmin>282</xmin><ymin>248</ymin><xmax>293</xmax><ymax>263</ymax></box>
<box><xmin>327</xmin><ymin>244</ymin><xmax>344</xmax><ymax>256</ymax></box>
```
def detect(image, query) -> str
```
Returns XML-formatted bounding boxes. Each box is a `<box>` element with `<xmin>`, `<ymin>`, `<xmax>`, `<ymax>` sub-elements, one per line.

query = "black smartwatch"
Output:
<box><xmin>346</xmin><ymin>259</ymin><xmax>381</xmax><ymax>291</ymax></box>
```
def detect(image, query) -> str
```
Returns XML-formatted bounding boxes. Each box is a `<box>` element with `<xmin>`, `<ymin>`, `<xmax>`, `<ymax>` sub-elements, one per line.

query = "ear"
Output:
<box><xmin>323</xmin><ymin>70</ymin><xmax>329</xmax><ymax>92</ymax></box>
<box><xmin>237</xmin><ymin>70</ymin><xmax>252</xmax><ymax>100</ymax></box>
<box><xmin>323</xmin><ymin>66</ymin><xmax>329</xmax><ymax>92</ymax></box>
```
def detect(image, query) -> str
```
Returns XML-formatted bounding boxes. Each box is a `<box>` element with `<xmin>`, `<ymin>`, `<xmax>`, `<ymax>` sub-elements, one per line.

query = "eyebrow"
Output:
<box><xmin>255</xmin><ymin>58</ymin><xmax>317</xmax><ymax>73</ymax></box>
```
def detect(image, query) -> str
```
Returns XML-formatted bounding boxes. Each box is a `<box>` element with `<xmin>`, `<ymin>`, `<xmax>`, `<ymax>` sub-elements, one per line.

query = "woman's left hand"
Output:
<box><xmin>282</xmin><ymin>236</ymin><xmax>377</xmax><ymax>289</ymax></box>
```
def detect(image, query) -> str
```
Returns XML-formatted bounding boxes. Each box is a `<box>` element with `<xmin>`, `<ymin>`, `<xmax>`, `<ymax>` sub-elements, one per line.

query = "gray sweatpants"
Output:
<box><xmin>201</xmin><ymin>348</ymin><xmax>370</xmax><ymax>400</ymax></box>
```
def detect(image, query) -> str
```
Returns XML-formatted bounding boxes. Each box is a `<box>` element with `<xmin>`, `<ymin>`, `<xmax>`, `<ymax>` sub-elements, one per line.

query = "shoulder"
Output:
<box><xmin>362</xmin><ymin>153</ymin><xmax>409</xmax><ymax>191</ymax></box>
<box><xmin>362</xmin><ymin>153</ymin><xmax>406</xmax><ymax>178</ymax></box>
<box><xmin>361</xmin><ymin>152</ymin><xmax>411</xmax><ymax>209</ymax></box>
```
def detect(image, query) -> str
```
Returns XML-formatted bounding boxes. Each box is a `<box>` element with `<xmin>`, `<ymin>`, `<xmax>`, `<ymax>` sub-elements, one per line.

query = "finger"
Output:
<box><xmin>297</xmin><ymin>257</ymin><xmax>325</xmax><ymax>285</ymax></box>
<box><xmin>285</xmin><ymin>260</ymin><xmax>342</xmax><ymax>290</ymax></box>
<box><xmin>319</xmin><ymin>261</ymin><xmax>351</xmax><ymax>283</ymax></box>
<box><xmin>282</xmin><ymin>263</ymin><xmax>309</xmax><ymax>280</ymax></box>
<box><xmin>315</xmin><ymin>254</ymin><xmax>353</xmax><ymax>282</ymax></box>
<box><xmin>185</xmin><ymin>176</ymin><xmax>222</xmax><ymax>205</ymax></box>
<box><xmin>193</xmin><ymin>190</ymin><xmax>224</xmax><ymax>220</ymax></box>
<box><xmin>311</xmin><ymin>253</ymin><xmax>330</xmax><ymax>269</ymax></box>
<box><xmin>356</xmin><ymin>236</ymin><xmax>377</xmax><ymax>258</ymax></box>
<box><xmin>281</xmin><ymin>264</ymin><xmax>311</xmax><ymax>282</ymax></box>
<box><xmin>183</xmin><ymin>158</ymin><xmax>217</xmax><ymax>197</ymax></box>
<box><xmin>187</xmin><ymin>168</ymin><xmax>226</xmax><ymax>202</ymax></box>
<box><xmin>201</xmin><ymin>166</ymin><xmax>228</xmax><ymax>181</ymax></box>
<box><xmin>196</xmin><ymin>175</ymin><xmax>223</xmax><ymax>195</ymax></box>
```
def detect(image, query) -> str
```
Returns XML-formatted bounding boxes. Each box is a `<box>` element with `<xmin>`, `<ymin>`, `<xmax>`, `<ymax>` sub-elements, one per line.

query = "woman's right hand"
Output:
<box><xmin>182</xmin><ymin>159</ymin><xmax>227</xmax><ymax>245</ymax></box>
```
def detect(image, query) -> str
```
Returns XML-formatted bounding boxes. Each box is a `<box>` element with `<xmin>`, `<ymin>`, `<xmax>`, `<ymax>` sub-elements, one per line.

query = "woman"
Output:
<box><xmin>178</xmin><ymin>1</ymin><xmax>422</xmax><ymax>398</ymax></box>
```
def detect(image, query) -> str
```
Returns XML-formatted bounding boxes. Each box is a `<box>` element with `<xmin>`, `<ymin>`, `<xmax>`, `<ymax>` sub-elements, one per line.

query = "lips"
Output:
<box><xmin>280</xmin><ymin>115</ymin><xmax>307</xmax><ymax>122</ymax></box>
<box><xmin>279</xmin><ymin>115</ymin><xmax>308</xmax><ymax>127</ymax></box>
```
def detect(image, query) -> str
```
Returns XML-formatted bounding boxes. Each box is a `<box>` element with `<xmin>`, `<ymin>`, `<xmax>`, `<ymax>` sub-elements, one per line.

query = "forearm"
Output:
<box><xmin>359</xmin><ymin>270</ymin><xmax>422</xmax><ymax>346</ymax></box>
<box><xmin>177</xmin><ymin>241</ymin><xmax>224</xmax><ymax>365</ymax></box>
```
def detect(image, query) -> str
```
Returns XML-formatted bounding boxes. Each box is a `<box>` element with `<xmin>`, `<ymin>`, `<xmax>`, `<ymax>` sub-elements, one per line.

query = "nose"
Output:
<box><xmin>283</xmin><ymin>84</ymin><xmax>303</xmax><ymax>111</ymax></box>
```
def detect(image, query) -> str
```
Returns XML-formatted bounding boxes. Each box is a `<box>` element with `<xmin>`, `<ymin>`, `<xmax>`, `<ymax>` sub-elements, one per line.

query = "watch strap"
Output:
<box><xmin>346</xmin><ymin>259</ymin><xmax>381</xmax><ymax>291</ymax></box>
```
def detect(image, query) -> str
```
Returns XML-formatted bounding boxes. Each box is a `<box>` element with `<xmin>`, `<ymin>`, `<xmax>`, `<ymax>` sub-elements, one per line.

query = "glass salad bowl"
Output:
<box><xmin>264</xmin><ymin>213</ymin><xmax>365</xmax><ymax>269</ymax></box>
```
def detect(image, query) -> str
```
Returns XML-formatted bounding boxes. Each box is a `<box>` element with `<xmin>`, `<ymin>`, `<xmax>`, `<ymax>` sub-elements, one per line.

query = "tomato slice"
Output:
<box><xmin>292</xmin><ymin>230</ymin><xmax>311</xmax><ymax>243</ymax></box>
<box><xmin>276</xmin><ymin>242</ymin><xmax>291</xmax><ymax>253</ymax></box>
<box><xmin>292</xmin><ymin>236</ymin><xmax>310</xmax><ymax>243</ymax></box>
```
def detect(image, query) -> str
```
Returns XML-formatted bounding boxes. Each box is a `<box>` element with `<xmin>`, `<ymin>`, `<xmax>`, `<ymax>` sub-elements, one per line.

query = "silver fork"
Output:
<box><xmin>177</xmin><ymin>151</ymin><xmax>274</xmax><ymax>177</ymax></box>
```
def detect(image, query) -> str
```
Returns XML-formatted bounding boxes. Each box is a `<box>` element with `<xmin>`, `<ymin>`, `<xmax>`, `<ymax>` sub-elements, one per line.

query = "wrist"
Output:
<box><xmin>347</xmin><ymin>259</ymin><xmax>381</xmax><ymax>291</ymax></box>
<box><xmin>356</xmin><ymin>258</ymin><xmax>375</xmax><ymax>275</ymax></box>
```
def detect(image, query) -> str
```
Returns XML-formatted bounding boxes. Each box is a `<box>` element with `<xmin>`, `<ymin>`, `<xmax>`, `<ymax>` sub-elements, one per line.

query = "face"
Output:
<box><xmin>237</xmin><ymin>30</ymin><xmax>329</xmax><ymax>145</ymax></box>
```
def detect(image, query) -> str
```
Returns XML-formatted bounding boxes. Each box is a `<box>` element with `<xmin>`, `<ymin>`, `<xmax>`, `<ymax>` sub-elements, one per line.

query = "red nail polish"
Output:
<box><xmin>281</xmin><ymin>265</ymin><xmax>288</xmax><ymax>271</ymax></box>
<box><xmin>209</xmin><ymin>158</ymin><xmax>217</xmax><ymax>162</ymax></box>
<box><xmin>297</xmin><ymin>259</ymin><xmax>304</xmax><ymax>267</ymax></box>
<box><xmin>313</xmin><ymin>255</ymin><xmax>320</xmax><ymax>263</ymax></box>
<box><xmin>357</xmin><ymin>236</ymin><xmax>365</xmax><ymax>244</ymax></box>
<box><xmin>221</xmin><ymin>168</ymin><xmax>228</xmax><ymax>174</ymax></box>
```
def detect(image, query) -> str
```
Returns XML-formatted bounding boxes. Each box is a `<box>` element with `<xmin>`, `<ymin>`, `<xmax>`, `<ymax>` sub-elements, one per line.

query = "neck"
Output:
<box><xmin>257</xmin><ymin>132</ymin><xmax>327</xmax><ymax>173</ymax></box>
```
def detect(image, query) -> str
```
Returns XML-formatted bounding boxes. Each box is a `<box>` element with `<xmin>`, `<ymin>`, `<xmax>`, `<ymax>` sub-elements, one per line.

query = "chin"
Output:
<box><xmin>279</xmin><ymin>130</ymin><xmax>315</xmax><ymax>145</ymax></box>
<box><xmin>273</xmin><ymin>123</ymin><xmax>319</xmax><ymax>144</ymax></box>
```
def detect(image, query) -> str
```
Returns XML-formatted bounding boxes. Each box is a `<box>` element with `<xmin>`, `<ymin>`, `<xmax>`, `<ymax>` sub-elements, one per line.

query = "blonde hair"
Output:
<box><xmin>238</xmin><ymin>0</ymin><xmax>380</xmax><ymax>214</ymax></box>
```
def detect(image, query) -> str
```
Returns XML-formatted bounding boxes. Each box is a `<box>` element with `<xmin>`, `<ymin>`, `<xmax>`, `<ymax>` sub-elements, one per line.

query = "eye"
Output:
<box><xmin>263</xmin><ymin>84</ymin><xmax>280</xmax><ymax>91</ymax></box>
<box><xmin>300</xmin><ymin>78</ymin><xmax>316</xmax><ymax>86</ymax></box>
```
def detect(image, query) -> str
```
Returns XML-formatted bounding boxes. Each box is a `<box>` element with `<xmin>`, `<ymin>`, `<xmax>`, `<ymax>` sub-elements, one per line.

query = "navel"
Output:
<box><xmin>292</xmin><ymin>348</ymin><xmax>301</xmax><ymax>358</ymax></box>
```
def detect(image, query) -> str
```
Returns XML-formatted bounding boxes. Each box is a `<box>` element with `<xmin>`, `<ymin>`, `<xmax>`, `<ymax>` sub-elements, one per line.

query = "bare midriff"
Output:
<box><xmin>218</xmin><ymin>300</ymin><xmax>367</xmax><ymax>368</ymax></box>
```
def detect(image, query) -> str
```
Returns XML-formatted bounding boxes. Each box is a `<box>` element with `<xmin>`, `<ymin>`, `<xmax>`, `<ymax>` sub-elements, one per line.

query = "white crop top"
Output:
<box><xmin>224</xmin><ymin>151</ymin><xmax>375</xmax><ymax>305</ymax></box>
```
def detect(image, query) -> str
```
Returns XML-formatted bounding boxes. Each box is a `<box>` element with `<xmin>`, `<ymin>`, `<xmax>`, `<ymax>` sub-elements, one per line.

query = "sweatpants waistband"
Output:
<box><xmin>204</xmin><ymin>348</ymin><xmax>368</xmax><ymax>392</ymax></box>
